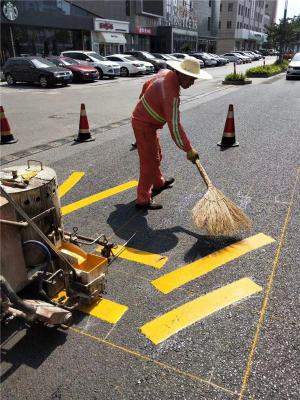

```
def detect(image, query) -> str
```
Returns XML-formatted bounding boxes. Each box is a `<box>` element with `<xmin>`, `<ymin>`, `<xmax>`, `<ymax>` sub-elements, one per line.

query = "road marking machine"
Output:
<box><xmin>0</xmin><ymin>160</ymin><xmax>124</xmax><ymax>329</ymax></box>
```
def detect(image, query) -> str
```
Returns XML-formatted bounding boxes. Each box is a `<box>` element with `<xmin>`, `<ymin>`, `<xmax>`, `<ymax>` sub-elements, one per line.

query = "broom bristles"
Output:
<box><xmin>192</xmin><ymin>186</ymin><xmax>252</xmax><ymax>236</ymax></box>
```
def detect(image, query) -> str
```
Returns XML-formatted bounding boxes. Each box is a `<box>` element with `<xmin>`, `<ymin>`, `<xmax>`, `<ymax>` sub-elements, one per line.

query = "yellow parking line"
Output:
<box><xmin>96</xmin><ymin>245</ymin><xmax>168</xmax><ymax>269</ymax></box>
<box><xmin>58</xmin><ymin>172</ymin><xmax>85</xmax><ymax>198</ymax></box>
<box><xmin>141</xmin><ymin>278</ymin><xmax>262</xmax><ymax>345</ymax></box>
<box><xmin>61</xmin><ymin>180</ymin><xmax>138</xmax><ymax>216</ymax></box>
<box><xmin>152</xmin><ymin>233</ymin><xmax>275</xmax><ymax>294</ymax></box>
<box><xmin>80</xmin><ymin>298</ymin><xmax>128</xmax><ymax>324</ymax></box>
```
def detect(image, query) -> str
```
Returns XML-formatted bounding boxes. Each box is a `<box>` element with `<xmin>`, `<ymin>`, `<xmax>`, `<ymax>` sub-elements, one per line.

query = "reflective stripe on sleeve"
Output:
<box><xmin>172</xmin><ymin>98</ymin><xmax>184</xmax><ymax>149</ymax></box>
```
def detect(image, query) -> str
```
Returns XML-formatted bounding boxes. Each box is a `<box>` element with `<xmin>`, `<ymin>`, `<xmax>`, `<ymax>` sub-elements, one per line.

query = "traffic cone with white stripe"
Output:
<box><xmin>217</xmin><ymin>104</ymin><xmax>239</xmax><ymax>147</ymax></box>
<box><xmin>74</xmin><ymin>103</ymin><xmax>95</xmax><ymax>142</ymax></box>
<box><xmin>1</xmin><ymin>106</ymin><xmax>18</xmax><ymax>144</ymax></box>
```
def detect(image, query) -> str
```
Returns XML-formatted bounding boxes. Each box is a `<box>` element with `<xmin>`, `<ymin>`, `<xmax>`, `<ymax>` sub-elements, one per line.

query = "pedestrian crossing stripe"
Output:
<box><xmin>52</xmin><ymin>290</ymin><xmax>128</xmax><ymax>324</ymax></box>
<box><xmin>140</xmin><ymin>277</ymin><xmax>262</xmax><ymax>345</ymax></box>
<box><xmin>58</xmin><ymin>172</ymin><xmax>85</xmax><ymax>198</ymax></box>
<box><xmin>96</xmin><ymin>245</ymin><xmax>168</xmax><ymax>269</ymax></box>
<box><xmin>61</xmin><ymin>180</ymin><xmax>138</xmax><ymax>216</ymax></box>
<box><xmin>152</xmin><ymin>233</ymin><xmax>275</xmax><ymax>294</ymax></box>
<box><xmin>80</xmin><ymin>298</ymin><xmax>128</xmax><ymax>324</ymax></box>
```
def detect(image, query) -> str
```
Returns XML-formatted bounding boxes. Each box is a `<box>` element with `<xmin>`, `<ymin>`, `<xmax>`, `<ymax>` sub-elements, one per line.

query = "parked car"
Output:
<box><xmin>244</xmin><ymin>51</ymin><xmax>261</xmax><ymax>60</ymax></box>
<box><xmin>46</xmin><ymin>56</ymin><xmax>99</xmax><ymax>82</ymax></box>
<box><xmin>286</xmin><ymin>52</ymin><xmax>300</xmax><ymax>80</ymax></box>
<box><xmin>106</xmin><ymin>54</ymin><xmax>146</xmax><ymax>77</ymax></box>
<box><xmin>151</xmin><ymin>53</ymin><xmax>181</xmax><ymax>69</ymax></box>
<box><xmin>232</xmin><ymin>51</ymin><xmax>252</xmax><ymax>63</ymax></box>
<box><xmin>3</xmin><ymin>56</ymin><xmax>73</xmax><ymax>88</ymax></box>
<box><xmin>123</xmin><ymin>51</ymin><xmax>167</xmax><ymax>71</ymax></box>
<box><xmin>221</xmin><ymin>53</ymin><xmax>243</xmax><ymax>64</ymax></box>
<box><xmin>171</xmin><ymin>53</ymin><xmax>205</xmax><ymax>68</ymax></box>
<box><xmin>60</xmin><ymin>51</ymin><xmax>120</xmax><ymax>79</ymax></box>
<box><xmin>190</xmin><ymin>52</ymin><xmax>217</xmax><ymax>67</ymax></box>
<box><xmin>208</xmin><ymin>53</ymin><xmax>229</xmax><ymax>65</ymax></box>
<box><xmin>121</xmin><ymin>54</ymin><xmax>155</xmax><ymax>74</ymax></box>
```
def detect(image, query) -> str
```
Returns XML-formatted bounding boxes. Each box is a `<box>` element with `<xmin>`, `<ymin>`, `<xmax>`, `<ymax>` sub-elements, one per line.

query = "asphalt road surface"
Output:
<box><xmin>1</xmin><ymin>59</ymin><xmax>299</xmax><ymax>400</ymax></box>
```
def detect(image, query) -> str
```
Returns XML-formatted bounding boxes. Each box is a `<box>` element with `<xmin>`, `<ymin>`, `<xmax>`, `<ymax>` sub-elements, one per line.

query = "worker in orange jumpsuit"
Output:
<box><xmin>132</xmin><ymin>57</ymin><xmax>212</xmax><ymax>210</ymax></box>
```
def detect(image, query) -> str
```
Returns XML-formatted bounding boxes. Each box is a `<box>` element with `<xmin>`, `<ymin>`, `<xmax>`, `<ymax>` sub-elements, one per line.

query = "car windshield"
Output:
<box><xmin>142</xmin><ymin>52</ymin><xmax>156</xmax><ymax>59</ymax></box>
<box><xmin>123</xmin><ymin>55</ymin><xmax>137</xmax><ymax>61</ymax></box>
<box><xmin>292</xmin><ymin>53</ymin><xmax>300</xmax><ymax>61</ymax></box>
<box><xmin>31</xmin><ymin>58</ymin><xmax>56</xmax><ymax>68</ymax></box>
<box><xmin>62</xmin><ymin>57</ymin><xmax>79</xmax><ymax>65</ymax></box>
<box><xmin>87</xmin><ymin>52</ymin><xmax>107</xmax><ymax>61</ymax></box>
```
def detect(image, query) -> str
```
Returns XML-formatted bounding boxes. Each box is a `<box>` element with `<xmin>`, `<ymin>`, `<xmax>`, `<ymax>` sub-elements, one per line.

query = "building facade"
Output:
<box><xmin>0</xmin><ymin>0</ymin><xmax>98</xmax><ymax>65</ymax></box>
<box><xmin>217</xmin><ymin>0</ymin><xmax>278</xmax><ymax>53</ymax></box>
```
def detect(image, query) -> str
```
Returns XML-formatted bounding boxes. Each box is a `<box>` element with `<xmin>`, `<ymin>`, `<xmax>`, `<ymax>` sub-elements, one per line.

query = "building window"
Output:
<box><xmin>228</xmin><ymin>3</ymin><xmax>233</xmax><ymax>12</ymax></box>
<box><xmin>208</xmin><ymin>17</ymin><xmax>211</xmax><ymax>31</ymax></box>
<box><xmin>125</xmin><ymin>0</ymin><xmax>130</xmax><ymax>16</ymax></box>
<box><xmin>219</xmin><ymin>20</ymin><xmax>221</xmax><ymax>29</ymax></box>
<box><xmin>227</xmin><ymin>21</ymin><xmax>232</xmax><ymax>29</ymax></box>
<box><xmin>220</xmin><ymin>3</ymin><xmax>222</xmax><ymax>12</ymax></box>
<box><xmin>209</xmin><ymin>0</ymin><xmax>211</xmax><ymax>7</ymax></box>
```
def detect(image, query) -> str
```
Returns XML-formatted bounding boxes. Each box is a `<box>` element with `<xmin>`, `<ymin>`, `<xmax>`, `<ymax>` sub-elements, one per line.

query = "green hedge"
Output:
<box><xmin>224</xmin><ymin>72</ymin><xmax>247</xmax><ymax>81</ymax></box>
<box><xmin>246</xmin><ymin>61</ymin><xmax>289</xmax><ymax>77</ymax></box>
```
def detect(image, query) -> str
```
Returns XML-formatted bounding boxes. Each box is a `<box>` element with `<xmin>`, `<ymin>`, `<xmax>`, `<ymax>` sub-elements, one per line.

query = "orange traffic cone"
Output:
<box><xmin>1</xmin><ymin>106</ymin><xmax>18</xmax><ymax>144</ymax></box>
<box><xmin>217</xmin><ymin>104</ymin><xmax>239</xmax><ymax>147</ymax></box>
<box><xmin>74</xmin><ymin>103</ymin><xmax>95</xmax><ymax>142</ymax></box>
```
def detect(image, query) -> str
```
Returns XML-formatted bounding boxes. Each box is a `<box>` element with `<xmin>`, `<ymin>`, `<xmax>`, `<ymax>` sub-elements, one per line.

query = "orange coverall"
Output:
<box><xmin>132</xmin><ymin>69</ymin><xmax>193</xmax><ymax>205</ymax></box>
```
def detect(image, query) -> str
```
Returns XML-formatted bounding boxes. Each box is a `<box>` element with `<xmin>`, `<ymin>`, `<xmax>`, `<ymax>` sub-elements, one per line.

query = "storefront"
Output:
<box><xmin>1</xmin><ymin>0</ymin><xmax>95</xmax><ymax>65</ymax></box>
<box><xmin>156</xmin><ymin>26</ymin><xmax>197</xmax><ymax>53</ymax></box>
<box><xmin>92</xmin><ymin>18</ymin><xmax>129</xmax><ymax>56</ymax></box>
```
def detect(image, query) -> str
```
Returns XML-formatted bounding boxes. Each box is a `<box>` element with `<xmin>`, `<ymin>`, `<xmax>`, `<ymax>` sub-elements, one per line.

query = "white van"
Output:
<box><xmin>60</xmin><ymin>51</ymin><xmax>120</xmax><ymax>79</ymax></box>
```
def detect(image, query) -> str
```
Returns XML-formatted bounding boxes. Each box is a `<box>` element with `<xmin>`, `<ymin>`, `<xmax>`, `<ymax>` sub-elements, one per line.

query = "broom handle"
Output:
<box><xmin>195</xmin><ymin>159</ymin><xmax>213</xmax><ymax>188</ymax></box>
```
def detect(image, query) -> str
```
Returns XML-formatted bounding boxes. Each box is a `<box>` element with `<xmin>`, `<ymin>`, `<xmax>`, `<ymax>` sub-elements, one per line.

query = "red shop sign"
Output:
<box><xmin>135</xmin><ymin>26</ymin><xmax>153</xmax><ymax>35</ymax></box>
<box><xmin>99</xmin><ymin>22</ymin><xmax>114</xmax><ymax>30</ymax></box>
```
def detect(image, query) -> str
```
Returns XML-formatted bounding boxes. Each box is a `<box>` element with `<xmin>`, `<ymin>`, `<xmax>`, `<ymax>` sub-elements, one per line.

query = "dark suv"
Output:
<box><xmin>124</xmin><ymin>51</ymin><xmax>166</xmax><ymax>71</ymax></box>
<box><xmin>3</xmin><ymin>57</ymin><xmax>73</xmax><ymax>88</ymax></box>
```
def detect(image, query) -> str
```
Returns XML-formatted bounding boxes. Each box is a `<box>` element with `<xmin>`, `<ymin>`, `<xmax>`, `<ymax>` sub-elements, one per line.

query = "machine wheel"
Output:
<box><xmin>120</xmin><ymin>67</ymin><xmax>129</xmax><ymax>77</ymax></box>
<box><xmin>39</xmin><ymin>76</ymin><xmax>49</xmax><ymax>88</ymax></box>
<box><xmin>97</xmin><ymin>68</ymin><xmax>103</xmax><ymax>79</ymax></box>
<box><xmin>6</xmin><ymin>74</ymin><xmax>16</xmax><ymax>86</ymax></box>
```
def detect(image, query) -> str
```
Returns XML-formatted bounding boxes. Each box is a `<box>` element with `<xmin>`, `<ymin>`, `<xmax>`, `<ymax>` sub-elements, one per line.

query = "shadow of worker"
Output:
<box><xmin>107</xmin><ymin>202</ymin><xmax>182</xmax><ymax>254</ymax></box>
<box><xmin>107</xmin><ymin>202</ymin><xmax>241</xmax><ymax>261</ymax></box>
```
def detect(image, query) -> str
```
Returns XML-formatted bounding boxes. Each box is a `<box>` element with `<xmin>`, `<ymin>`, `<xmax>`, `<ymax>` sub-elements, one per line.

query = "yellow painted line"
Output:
<box><xmin>239</xmin><ymin>166</ymin><xmax>300</xmax><ymax>400</ymax></box>
<box><xmin>152</xmin><ymin>233</ymin><xmax>275</xmax><ymax>294</ymax></box>
<box><xmin>52</xmin><ymin>291</ymin><xmax>128</xmax><ymax>324</ymax></box>
<box><xmin>80</xmin><ymin>298</ymin><xmax>128</xmax><ymax>324</ymax></box>
<box><xmin>141</xmin><ymin>278</ymin><xmax>262</xmax><ymax>345</ymax></box>
<box><xmin>61</xmin><ymin>180</ymin><xmax>138</xmax><ymax>216</ymax></box>
<box><xmin>70</xmin><ymin>326</ymin><xmax>236</xmax><ymax>396</ymax></box>
<box><xmin>96</xmin><ymin>245</ymin><xmax>168</xmax><ymax>269</ymax></box>
<box><xmin>58</xmin><ymin>172</ymin><xmax>85</xmax><ymax>198</ymax></box>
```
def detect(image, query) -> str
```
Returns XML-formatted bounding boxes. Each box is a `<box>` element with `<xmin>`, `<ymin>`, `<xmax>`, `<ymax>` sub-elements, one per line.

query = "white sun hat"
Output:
<box><xmin>166</xmin><ymin>56</ymin><xmax>212</xmax><ymax>80</ymax></box>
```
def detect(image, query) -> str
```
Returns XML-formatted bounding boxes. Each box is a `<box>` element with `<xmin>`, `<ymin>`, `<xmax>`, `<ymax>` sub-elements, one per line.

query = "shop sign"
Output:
<box><xmin>94</xmin><ymin>18</ymin><xmax>129</xmax><ymax>33</ymax></box>
<box><xmin>135</xmin><ymin>27</ymin><xmax>154</xmax><ymax>35</ymax></box>
<box><xmin>171</xmin><ymin>4</ymin><xmax>197</xmax><ymax>30</ymax></box>
<box><xmin>2</xmin><ymin>1</ymin><xmax>18</xmax><ymax>21</ymax></box>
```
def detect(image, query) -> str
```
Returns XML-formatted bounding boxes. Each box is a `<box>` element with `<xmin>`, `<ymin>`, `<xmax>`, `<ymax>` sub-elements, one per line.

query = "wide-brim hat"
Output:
<box><xmin>166</xmin><ymin>57</ymin><xmax>212</xmax><ymax>80</ymax></box>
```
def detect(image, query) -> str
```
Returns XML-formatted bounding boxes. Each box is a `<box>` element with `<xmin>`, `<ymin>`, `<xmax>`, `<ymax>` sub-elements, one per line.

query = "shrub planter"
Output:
<box><xmin>222</xmin><ymin>80</ymin><xmax>252</xmax><ymax>85</ymax></box>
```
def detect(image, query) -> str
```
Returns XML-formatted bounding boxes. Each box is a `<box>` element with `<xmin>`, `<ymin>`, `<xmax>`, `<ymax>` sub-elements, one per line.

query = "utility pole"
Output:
<box><xmin>279</xmin><ymin>0</ymin><xmax>288</xmax><ymax>62</ymax></box>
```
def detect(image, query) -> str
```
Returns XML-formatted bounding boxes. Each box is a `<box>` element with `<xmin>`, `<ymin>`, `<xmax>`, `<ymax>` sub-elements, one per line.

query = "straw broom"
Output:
<box><xmin>192</xmin><ymin>159</ymin><xmax>252</xmax><ymax>236</ymax></box>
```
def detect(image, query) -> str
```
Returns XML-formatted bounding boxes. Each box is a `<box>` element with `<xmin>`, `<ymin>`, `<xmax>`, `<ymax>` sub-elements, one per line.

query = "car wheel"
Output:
<box><xmin>6</xmin><ymin>74</ymin><xmax>16</xmax><ymax>86</ymax></box>
<box><xmin>39</xmin><ymin>76</ymin><xmax>49</xmax><ymax>88</ymax></box>
<box><xmin>97</xmin><ymin>68</ymin><xmax>103</xmax><ymax>79</ymax></box>
<box><xmin>120</xmin><ymin>67</ymin><xmax>129</xmax><ymax>77</ymax></box>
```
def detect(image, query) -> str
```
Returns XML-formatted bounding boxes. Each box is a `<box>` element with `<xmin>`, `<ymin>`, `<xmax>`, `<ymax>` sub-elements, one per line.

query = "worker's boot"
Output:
<box><xmin>135</xmin><ymin>199</ymin><xmax>163</xmax><ymax>210</ymax></box>
<box><xmin>152</xmin><ymin>177</ymin><xmax>175</xmax><ymax>196</ymax></box>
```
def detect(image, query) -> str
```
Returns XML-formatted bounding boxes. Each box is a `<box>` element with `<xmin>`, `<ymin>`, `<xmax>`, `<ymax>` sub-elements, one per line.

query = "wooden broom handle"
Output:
<box><xmin>195</xmin><ymin>159</ymin><xmax>213</xmax><ymax>188</ymax></box>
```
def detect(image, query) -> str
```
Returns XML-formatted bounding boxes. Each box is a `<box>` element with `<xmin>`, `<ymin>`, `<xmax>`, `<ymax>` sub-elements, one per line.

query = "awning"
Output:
<box><xmin>95</xmin><ymin>32</ymin><xmax>127</xmax><ymax>44</ymax></box>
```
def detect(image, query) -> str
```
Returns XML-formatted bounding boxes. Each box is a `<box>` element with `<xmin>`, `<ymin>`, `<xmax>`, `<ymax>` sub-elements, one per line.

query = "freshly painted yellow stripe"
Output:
<box><xmin>152</xmin><ymin>233</ymin><xmax>275</xmax><ymax>294</ymax></box>
<box><xmin>80</xmin><ymin>298</ymin><xmax>128</xmax><ymax>324</ymax></box>
<box><xmin>52</xmin><ymin>291</ymin><xmax>128</xmax><ymax>324</ymax></box>
<box><xmin>141</xmin><ymin>278</ymin><xmax>262</xmax><ymax>345</ymax></box>
<box><xmin>61</xmin><ymin>180</ymin><xmax>138</xmax><ymax>216</ymax></box>
<box><xmin>58</xmin><ymin>172</ymin><xmax>85</xmax><ymax>198</ymax></box>
<box><xmin>97</xmin><ymin>245</ymin><xmax>168</xmax><ymax>269</ymax></box>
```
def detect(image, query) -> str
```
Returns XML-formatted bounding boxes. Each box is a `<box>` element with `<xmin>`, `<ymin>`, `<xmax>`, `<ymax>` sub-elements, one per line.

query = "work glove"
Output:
<box><xmin>186</xmin><ymin>148</ymin><xmax>199</xmax><ymax>164</ymax></box>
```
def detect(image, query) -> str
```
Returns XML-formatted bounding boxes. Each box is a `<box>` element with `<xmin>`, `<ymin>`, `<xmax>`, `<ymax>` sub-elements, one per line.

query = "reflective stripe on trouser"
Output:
<box><xmin>132</xmin><ymin>119</ymin><xmax>165</xmax><ymax>205</ymax></box>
